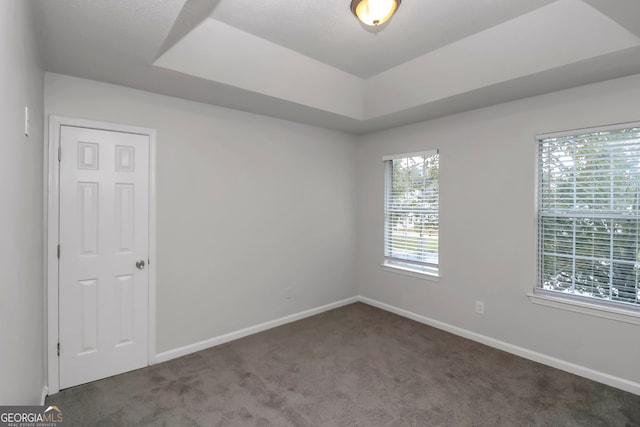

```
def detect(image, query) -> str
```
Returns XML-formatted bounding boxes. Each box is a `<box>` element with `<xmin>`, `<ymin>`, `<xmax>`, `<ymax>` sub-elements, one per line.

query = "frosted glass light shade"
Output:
<box><xmin>351</xmin><ymin>0</ymin><xmax>401</xmax><ymax>26</ymax></box>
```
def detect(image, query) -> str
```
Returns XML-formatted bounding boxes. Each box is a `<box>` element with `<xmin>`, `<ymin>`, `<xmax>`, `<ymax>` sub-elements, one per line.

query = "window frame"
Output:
<box><xmin>382</xmin><ymin>150</ymin><xmax>440</xmax><ymax>279</ymax></box>
<box><xmin>534</xmin><ymin>121</ymin><xmax>640</xmax><ymax>319</ymax></box>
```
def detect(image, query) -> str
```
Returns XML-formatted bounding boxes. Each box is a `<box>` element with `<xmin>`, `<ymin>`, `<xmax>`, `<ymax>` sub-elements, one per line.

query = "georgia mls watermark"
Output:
<box><xmin>0</xmin><ymin>406</ymin><xmax>63</xmax><ymax>427</ymax></box>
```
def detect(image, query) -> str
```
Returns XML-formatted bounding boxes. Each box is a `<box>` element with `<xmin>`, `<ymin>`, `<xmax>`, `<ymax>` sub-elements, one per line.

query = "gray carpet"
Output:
<box><xmin>47</xmin><ymin>303</ymin><xmax>640</xmax><ymax>426</ymax></box>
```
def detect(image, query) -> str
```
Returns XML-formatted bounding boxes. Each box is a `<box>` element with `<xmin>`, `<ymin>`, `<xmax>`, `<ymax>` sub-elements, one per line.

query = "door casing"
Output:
<box><xmin>46</xmin><ymin>116</ymin><xmax>157</xmax><ymax>395</ymax></box>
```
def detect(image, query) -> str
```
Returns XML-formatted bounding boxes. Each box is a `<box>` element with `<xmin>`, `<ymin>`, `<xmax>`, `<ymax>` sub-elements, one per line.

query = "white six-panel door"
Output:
<box><xmin>58</xmin><ymin>125</ymin><xmax>150</xmax><ymax>389</ymax></box>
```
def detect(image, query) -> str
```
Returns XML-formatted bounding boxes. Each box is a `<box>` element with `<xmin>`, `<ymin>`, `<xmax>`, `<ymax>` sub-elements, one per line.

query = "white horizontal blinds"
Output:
<box><xmin>538</xmin><ymin>126</ymin><xmax>640</xmax><ymax>307</ymax></box>
<box><xmin>384</xmin><ymin>151</ymin><xmax>439</xmax><ymax>271</ymax></box>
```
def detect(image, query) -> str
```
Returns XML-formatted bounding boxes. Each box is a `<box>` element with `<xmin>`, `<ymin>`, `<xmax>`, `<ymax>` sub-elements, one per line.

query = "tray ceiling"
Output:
<box><xmin>33</xmin><ymin>0</ymin><xmax>640</xmax><ymax>133</ymax></box>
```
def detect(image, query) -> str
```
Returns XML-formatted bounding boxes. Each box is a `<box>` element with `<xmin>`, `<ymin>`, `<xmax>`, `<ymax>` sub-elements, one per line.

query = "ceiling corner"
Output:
<box><xmin>154</xmin><ymin>0</ymin><xmax>222</xmax><ymax>61</ymax></box>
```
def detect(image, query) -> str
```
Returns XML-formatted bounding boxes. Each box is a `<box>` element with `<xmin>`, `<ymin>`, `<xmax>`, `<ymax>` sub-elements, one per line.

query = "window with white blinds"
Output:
<box><xmin>384</xmin><ymin>150</ymin><xmax>439</xmax><ymax>275</ymax></box>
<box><xmin>537</xmin><ymin>124</ymin><xmax>640</xmax><ymax>308</ymax></box>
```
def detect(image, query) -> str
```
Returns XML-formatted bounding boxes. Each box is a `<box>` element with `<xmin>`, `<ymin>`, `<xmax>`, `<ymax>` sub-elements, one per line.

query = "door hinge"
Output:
<box><xmin>58</xmin><ymin>146</ymin><xmax>61</xmax><ymax>162</ymax></box>
<box><xmin>57</xmin><ymin>245</ymin><xmax>60</xmax><ymax>259</ymax></box>
<box><xmin>57</xmin><ymin>343</ymin><xmax>60</xmax><ymax>357</ymax></box>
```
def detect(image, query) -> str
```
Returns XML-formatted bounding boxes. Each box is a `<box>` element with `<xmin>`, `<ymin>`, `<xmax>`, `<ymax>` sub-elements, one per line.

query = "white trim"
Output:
<box><xmin>528</xmin><ymin>291</ymin><xmax>640</xmax><ymax>325</ymax></box>
<box><xmin>382</xmin><ymin>149</ymin><xmax>438</xmax><ymax>161</ymax></box>
<box><xmin>536</xmin><ymin>120</ymin><xmax>640</xmax><ymax>140</ymax></box>
<box><xmin>43</xmin><ymin>290</ymin><xmax>639</xmax><ymax>396</ymax></box>
<box><xmin>46</xmin><ymin>116</ymin><xmax>157</xmax><ymax>394</ymax></box>
<box><xmin>45</xmin><ymin>116</ymin><xmax>59</xmax><ymax>395</ymax></box>
<box><xmin>358</xmin><ymin>296</ymin><xmax>640</xmax><ymax>396</ymax></box>
<box><xmin>147</xmin><ymin>136</ymin><xmax>157</xmax><ymax>364</ymax></box>
<box><xmin>381</xmin><ymin>264</ymin><xmax>440</xmax><ymax>281</ymax></box>
<box><xmin>154</xmin><ymin>297</ymin><xmax>358</xmax><ymax>363</ymax></box>
<box><xmin>40</xmin><ymin>386</ymin><xmax>48</xmax><ymax>405</ymax></box>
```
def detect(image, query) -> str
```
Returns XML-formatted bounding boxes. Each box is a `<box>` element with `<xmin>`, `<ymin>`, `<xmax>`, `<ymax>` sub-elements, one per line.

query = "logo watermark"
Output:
<box><xmin>0</xmin><ymin>406</ymin><xmax>63</xmax><ymax>427</ymax></box>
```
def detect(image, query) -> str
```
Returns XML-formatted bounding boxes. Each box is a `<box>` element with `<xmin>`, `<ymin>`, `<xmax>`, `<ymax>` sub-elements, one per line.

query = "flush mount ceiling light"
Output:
<box><xmin>350</xmin><ymin>0</ymin><xmax>401</xmax><ymax>26</ymax></box>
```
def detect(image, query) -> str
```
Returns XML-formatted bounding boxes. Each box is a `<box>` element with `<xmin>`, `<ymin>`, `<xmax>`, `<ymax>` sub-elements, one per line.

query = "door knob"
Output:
<box><xmin>136</xmin><ymin>260</ymin><xmax>146</xmax><ymax>270</ymax></box>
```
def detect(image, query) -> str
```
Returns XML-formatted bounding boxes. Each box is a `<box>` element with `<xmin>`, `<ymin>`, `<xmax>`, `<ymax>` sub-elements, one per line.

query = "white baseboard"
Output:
<box><xmin>358</xmin><ymin>296</ymin><xmax>640</xmax><ymax>396</ymax></box>
<box><xmin>40</xmin><ymin>385</ymin><xmax>48</xmax><ymax>405</ymax></box>
<box><xmin>154</xmin><ymin>296</ymin><xmax>359</xmax><ymax>364</ymax></box>
<box><xmin>151</xmin><ymin>293</ymin><xmax>638</xmax><ymax>395</ymax></box>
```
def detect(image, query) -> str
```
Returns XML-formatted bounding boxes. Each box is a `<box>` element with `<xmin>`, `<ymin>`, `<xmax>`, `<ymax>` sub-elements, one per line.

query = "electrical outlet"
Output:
<box><xmin>475</xmin><ymin>301</ymin><xmax>484</xmax><ymax>314</ymax></box>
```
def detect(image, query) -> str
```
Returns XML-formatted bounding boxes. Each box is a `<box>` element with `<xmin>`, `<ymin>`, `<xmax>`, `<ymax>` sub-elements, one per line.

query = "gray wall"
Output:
<box><xmin>45</xmin><ymin>73</ymin><xmax>358</xmax><ymax>354</ymax></box>
<box><xmin>356</xmin><ymin>73</ymin><xmax>640</xmax><ymax>385</ymax></box>
<box><xmin>0</xmin><ymin>0</ymin><xmax>45</xmax><ymax>404</ymax></box>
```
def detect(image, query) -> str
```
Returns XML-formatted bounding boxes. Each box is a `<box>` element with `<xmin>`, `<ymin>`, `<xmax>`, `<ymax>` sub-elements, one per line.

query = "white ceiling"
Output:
<box><xmin>210</xmin><ymin>0</ymin><xmax>556</xmax><ymax>78</ymax></box>
<box><xmin>32</xmin><ymin>0</ymin><xmax>640</xmax><ymax>134</ymax></box>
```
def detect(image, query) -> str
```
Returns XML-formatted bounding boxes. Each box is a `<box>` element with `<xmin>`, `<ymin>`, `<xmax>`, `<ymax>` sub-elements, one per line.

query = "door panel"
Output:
<box><xmin>59</xmin><ymin>125</ymin><xmax>149</xmax><ymax>389</ymax></box>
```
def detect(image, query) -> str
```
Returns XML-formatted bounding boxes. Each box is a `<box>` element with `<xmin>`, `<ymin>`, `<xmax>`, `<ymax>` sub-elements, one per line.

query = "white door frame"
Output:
<box><xmin>45</xmin><ymin>116</ymin><xmax>157</xmax><ymax>395</ymax></box>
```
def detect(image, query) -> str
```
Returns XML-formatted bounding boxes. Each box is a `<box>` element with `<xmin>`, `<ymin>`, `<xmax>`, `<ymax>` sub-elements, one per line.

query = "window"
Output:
<box><xmin>384</xmin><ymin>150</ymin><xmax>439</xmax><ymax>276</ymax></box>
<box><xmin>537</xmin><ymin>124</ymin><xmax>640</xmax><ymax>309</ymax></box>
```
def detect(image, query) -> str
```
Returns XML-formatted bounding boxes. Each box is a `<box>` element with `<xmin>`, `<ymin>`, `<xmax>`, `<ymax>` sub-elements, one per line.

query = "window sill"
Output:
<box><xmin>381</xmin><ymin>264</ymin><xmax>440</xmax><ymax>282</ymax></box>
<box><xmin>528</xmin><ymin>291</ymin><xmax>640</xmax><ymax>325</ymax></box>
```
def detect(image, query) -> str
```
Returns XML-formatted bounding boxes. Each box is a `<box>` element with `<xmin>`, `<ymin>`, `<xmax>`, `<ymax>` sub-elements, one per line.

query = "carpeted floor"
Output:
<box><xmin>47</xmin><ymin>303</ymin><xmax>640</xmax><ymax>426</ymax></box>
